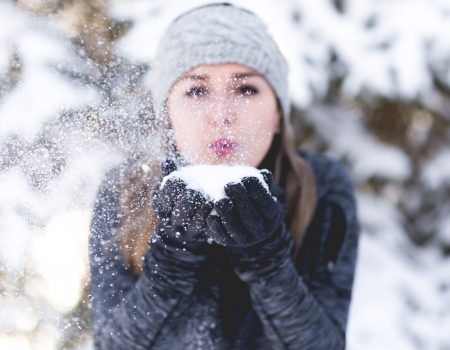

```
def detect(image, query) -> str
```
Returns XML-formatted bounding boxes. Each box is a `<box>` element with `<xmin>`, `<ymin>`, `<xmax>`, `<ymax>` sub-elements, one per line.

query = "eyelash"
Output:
<box><xmin>185</xmin><ymin>85</ymin><xmax>259</xmax><ymax>98</ymax></box>
<box><xmin>239</xmin><ymin>85</ymin><xmax>258</xmax><ymax>95</ymax></box>
<box><xmin>185</xmin><ymin>86</ymin><xmax>208</xmax><ymax>98</ymax></box>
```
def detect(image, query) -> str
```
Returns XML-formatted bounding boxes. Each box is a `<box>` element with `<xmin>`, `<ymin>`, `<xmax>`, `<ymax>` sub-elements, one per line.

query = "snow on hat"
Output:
<box><xmin>149</xmin><ymin>2</ymin><xmax>290</xmax><ymax>122</ymax></box>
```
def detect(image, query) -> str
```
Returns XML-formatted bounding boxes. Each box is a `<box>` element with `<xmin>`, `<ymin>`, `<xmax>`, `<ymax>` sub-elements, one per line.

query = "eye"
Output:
<box><xmin>185</xmin><ymin>86</ymin><xmax>208</xmax><ymax>98</ymax></box>
<box><xmin>238</xmin><ymin>85</ymin><xmax>258</xmax><ymax>96</ymax></box>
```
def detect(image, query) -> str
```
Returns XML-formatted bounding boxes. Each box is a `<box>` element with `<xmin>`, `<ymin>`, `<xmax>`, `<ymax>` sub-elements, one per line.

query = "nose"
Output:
<box><xmin>210</xmin><ymin>95</ymin><xmax>237</xmax><ymax>126</ymax></box>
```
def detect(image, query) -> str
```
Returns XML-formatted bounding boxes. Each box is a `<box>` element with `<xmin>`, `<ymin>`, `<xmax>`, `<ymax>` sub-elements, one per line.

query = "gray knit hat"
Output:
<box><xmin>149</xmin><ymin>3</ymin><xmax>290</xmax><ymax>122</ymax></box>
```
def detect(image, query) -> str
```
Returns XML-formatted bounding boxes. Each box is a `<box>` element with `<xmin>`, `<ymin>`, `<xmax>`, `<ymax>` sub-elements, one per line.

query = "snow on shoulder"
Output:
<box><xmin>160</xmin><ymin>164</ymin><xmax>271</xmax><ymax>202</ymax></box>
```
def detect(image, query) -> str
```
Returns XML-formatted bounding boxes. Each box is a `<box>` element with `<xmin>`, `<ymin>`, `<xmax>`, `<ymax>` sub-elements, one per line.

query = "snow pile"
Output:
<box><xmin>161</xmin><ymin>164</ymin><xmax>270</xmax><ymax>202</ymax></box>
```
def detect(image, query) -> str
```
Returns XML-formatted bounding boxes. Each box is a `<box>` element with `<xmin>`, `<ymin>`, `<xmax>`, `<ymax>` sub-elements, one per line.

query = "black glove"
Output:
<box><xmin>206</xmin><ymin>169</ymin><xmax>294</xmax><ymax>282</ymax></box>
<box><xmin>142</xmin><ymin>159</ymin><xmax>213</xmax><ymax>296</ymax></box>
<box><xmin>206</xmin><ymin>169</ymin><xmax>289</xmax><ymax>255</ymax></box>
<box><xmin>151</xmin><ymin>159</ymin><xmax>214</xmax><ymax>250</ymax></box>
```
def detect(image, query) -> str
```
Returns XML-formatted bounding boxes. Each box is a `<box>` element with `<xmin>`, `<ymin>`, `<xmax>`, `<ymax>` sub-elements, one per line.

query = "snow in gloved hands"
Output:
<box><xmin>158</xmin><ymin>164</ymin><xmax>278</xmax><ymax>246</ymax></box>
<box><xmin>160</xmin><ymin>164</ymin><xmax>273</xmax><ymax>204</ymax></box>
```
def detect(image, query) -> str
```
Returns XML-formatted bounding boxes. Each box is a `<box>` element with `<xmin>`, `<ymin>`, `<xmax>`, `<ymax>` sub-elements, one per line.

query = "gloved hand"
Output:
<box><xmin>143</xmin><ymin>159</ymin><xmax>214</xmax><ymax>296</ymax></box>
<box><xmin>206</xmin><ymin>169</ymin><xmax>290</xmax><ymax>260</ymax></box>
<box><xmin>205</xmin><ymin>169</ymin><xmax>295</xmax><ymax>284</ymax></box>
<box><xmin>151</xmin><ymin>159</ymin><xmax>214</xmax><ymax>250</ymax></box>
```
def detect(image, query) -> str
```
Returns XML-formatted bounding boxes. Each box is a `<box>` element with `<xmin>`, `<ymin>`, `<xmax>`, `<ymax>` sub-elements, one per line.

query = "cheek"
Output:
<box><xmin>239</xmin><ymin>98</ymin><xmax>278</xmax><ymax>162</ymax></box>
<box><xmin>169</xmin><ymin>96</ymin><xmax>191</xmax><ymax>126</ymax></box>
<box><xmin>241</xmin><ymin>98</ymin><xmax>279</xmax><ymax>133</ymax></box>
<box><xmin>170</xmin><ymin>115</ymin><xmax>202</xmax><ymax>149</ymax></box>
<box><xmin>168</xmin><ymin>100</ymin><xmax>208</xmax><ymax>155</ymax></box>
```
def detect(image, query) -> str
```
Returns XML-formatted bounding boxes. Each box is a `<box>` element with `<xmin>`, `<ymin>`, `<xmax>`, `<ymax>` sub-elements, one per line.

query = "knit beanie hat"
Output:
<box><xmin>149</xmin><ymin>2</ymin><xmax>290</xmax><ymax>122</ymax></box>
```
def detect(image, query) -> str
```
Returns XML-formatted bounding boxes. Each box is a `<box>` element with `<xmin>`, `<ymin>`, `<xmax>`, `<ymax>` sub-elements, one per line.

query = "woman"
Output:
<box><xmin>88</xmin><ymin>3</ymin><xmax>360</xmax><ymax>349</ymax></box>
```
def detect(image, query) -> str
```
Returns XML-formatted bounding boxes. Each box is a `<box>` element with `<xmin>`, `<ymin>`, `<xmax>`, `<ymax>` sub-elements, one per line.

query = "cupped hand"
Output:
<box><xmin>151</xmin><ymin>160</ymin><xmax>214</xmax><ymax>247</ymax></box>
<box><xmin>206</xmin><ymin>169</ymin><xmax>288</xmax><ymax>248</ymax></box>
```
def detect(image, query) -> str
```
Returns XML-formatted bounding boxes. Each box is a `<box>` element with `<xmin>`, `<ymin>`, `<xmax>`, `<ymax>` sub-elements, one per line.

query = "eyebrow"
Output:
<box><xmin>179</xmin><ymin>72</ymin><xmax>262</xmax><ymax>82</ymax></box>
<box><xmin>182</xmin><ymin>74</ymin><xmax>208</xmax><ymax>81</ymax></box>
<box><xmin>232</xmin><ymin>72</ymin><xmax>261</xmax><ymax>79</ymax></box>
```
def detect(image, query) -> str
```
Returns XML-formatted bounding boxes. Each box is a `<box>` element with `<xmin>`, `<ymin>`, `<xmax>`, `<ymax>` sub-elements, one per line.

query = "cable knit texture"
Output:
<box><xmin>150</xmin><ymin>3</ymin><xmax>290</xmax><ymax>120</ymax></box>
<box><xmin>88</xmin><ymin>149</ymin><xmax>360</xmax><ymax>349</ymax></box>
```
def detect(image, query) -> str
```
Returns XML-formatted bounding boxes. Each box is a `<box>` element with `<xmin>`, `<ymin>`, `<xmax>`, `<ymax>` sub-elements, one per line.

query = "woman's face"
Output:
<box><xmin>166</xmin><ymin>63</ymin><xmax>280</xmax><ymax>167</ymax></box>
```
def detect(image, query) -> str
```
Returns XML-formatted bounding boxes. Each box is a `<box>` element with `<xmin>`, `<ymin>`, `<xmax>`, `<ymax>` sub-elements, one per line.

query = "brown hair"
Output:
<box><xmin>114</xmin><ymin>116</ymin><xmax>317</xmax><ymax>276</ymax></box>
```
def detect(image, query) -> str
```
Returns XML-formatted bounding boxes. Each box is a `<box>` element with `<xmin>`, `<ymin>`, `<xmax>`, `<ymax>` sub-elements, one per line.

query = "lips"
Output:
<box><xmin>209</xmin><ymin>138</ymin><xmax>238</xmax><ymax>156</ymax></box>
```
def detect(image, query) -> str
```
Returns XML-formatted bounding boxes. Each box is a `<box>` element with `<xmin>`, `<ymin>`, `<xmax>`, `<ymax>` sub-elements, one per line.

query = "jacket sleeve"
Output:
<box><xmin>231</xmin><ymin>159</ymin><xmax>360</xmax><ymax>350</ymax></box>
<box><xmin>88</xmin><ymin>165</ymin><xmax>203</xmax><ymax>349</ymax></box>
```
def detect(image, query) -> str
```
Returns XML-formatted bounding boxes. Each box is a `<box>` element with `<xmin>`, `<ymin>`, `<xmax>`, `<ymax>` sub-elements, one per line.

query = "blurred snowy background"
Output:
<box><xmin>0</xmin><ymin>0</ymin><xmax>449</xmax><ymax>349</ymax></box>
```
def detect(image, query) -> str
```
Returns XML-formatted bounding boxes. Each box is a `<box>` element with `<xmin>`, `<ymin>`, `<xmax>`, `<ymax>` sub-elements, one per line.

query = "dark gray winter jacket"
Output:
<box><xmin>88</xmin><ymin>149</ymin><xmax>360</xmax><ymax>349</ymax></box>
